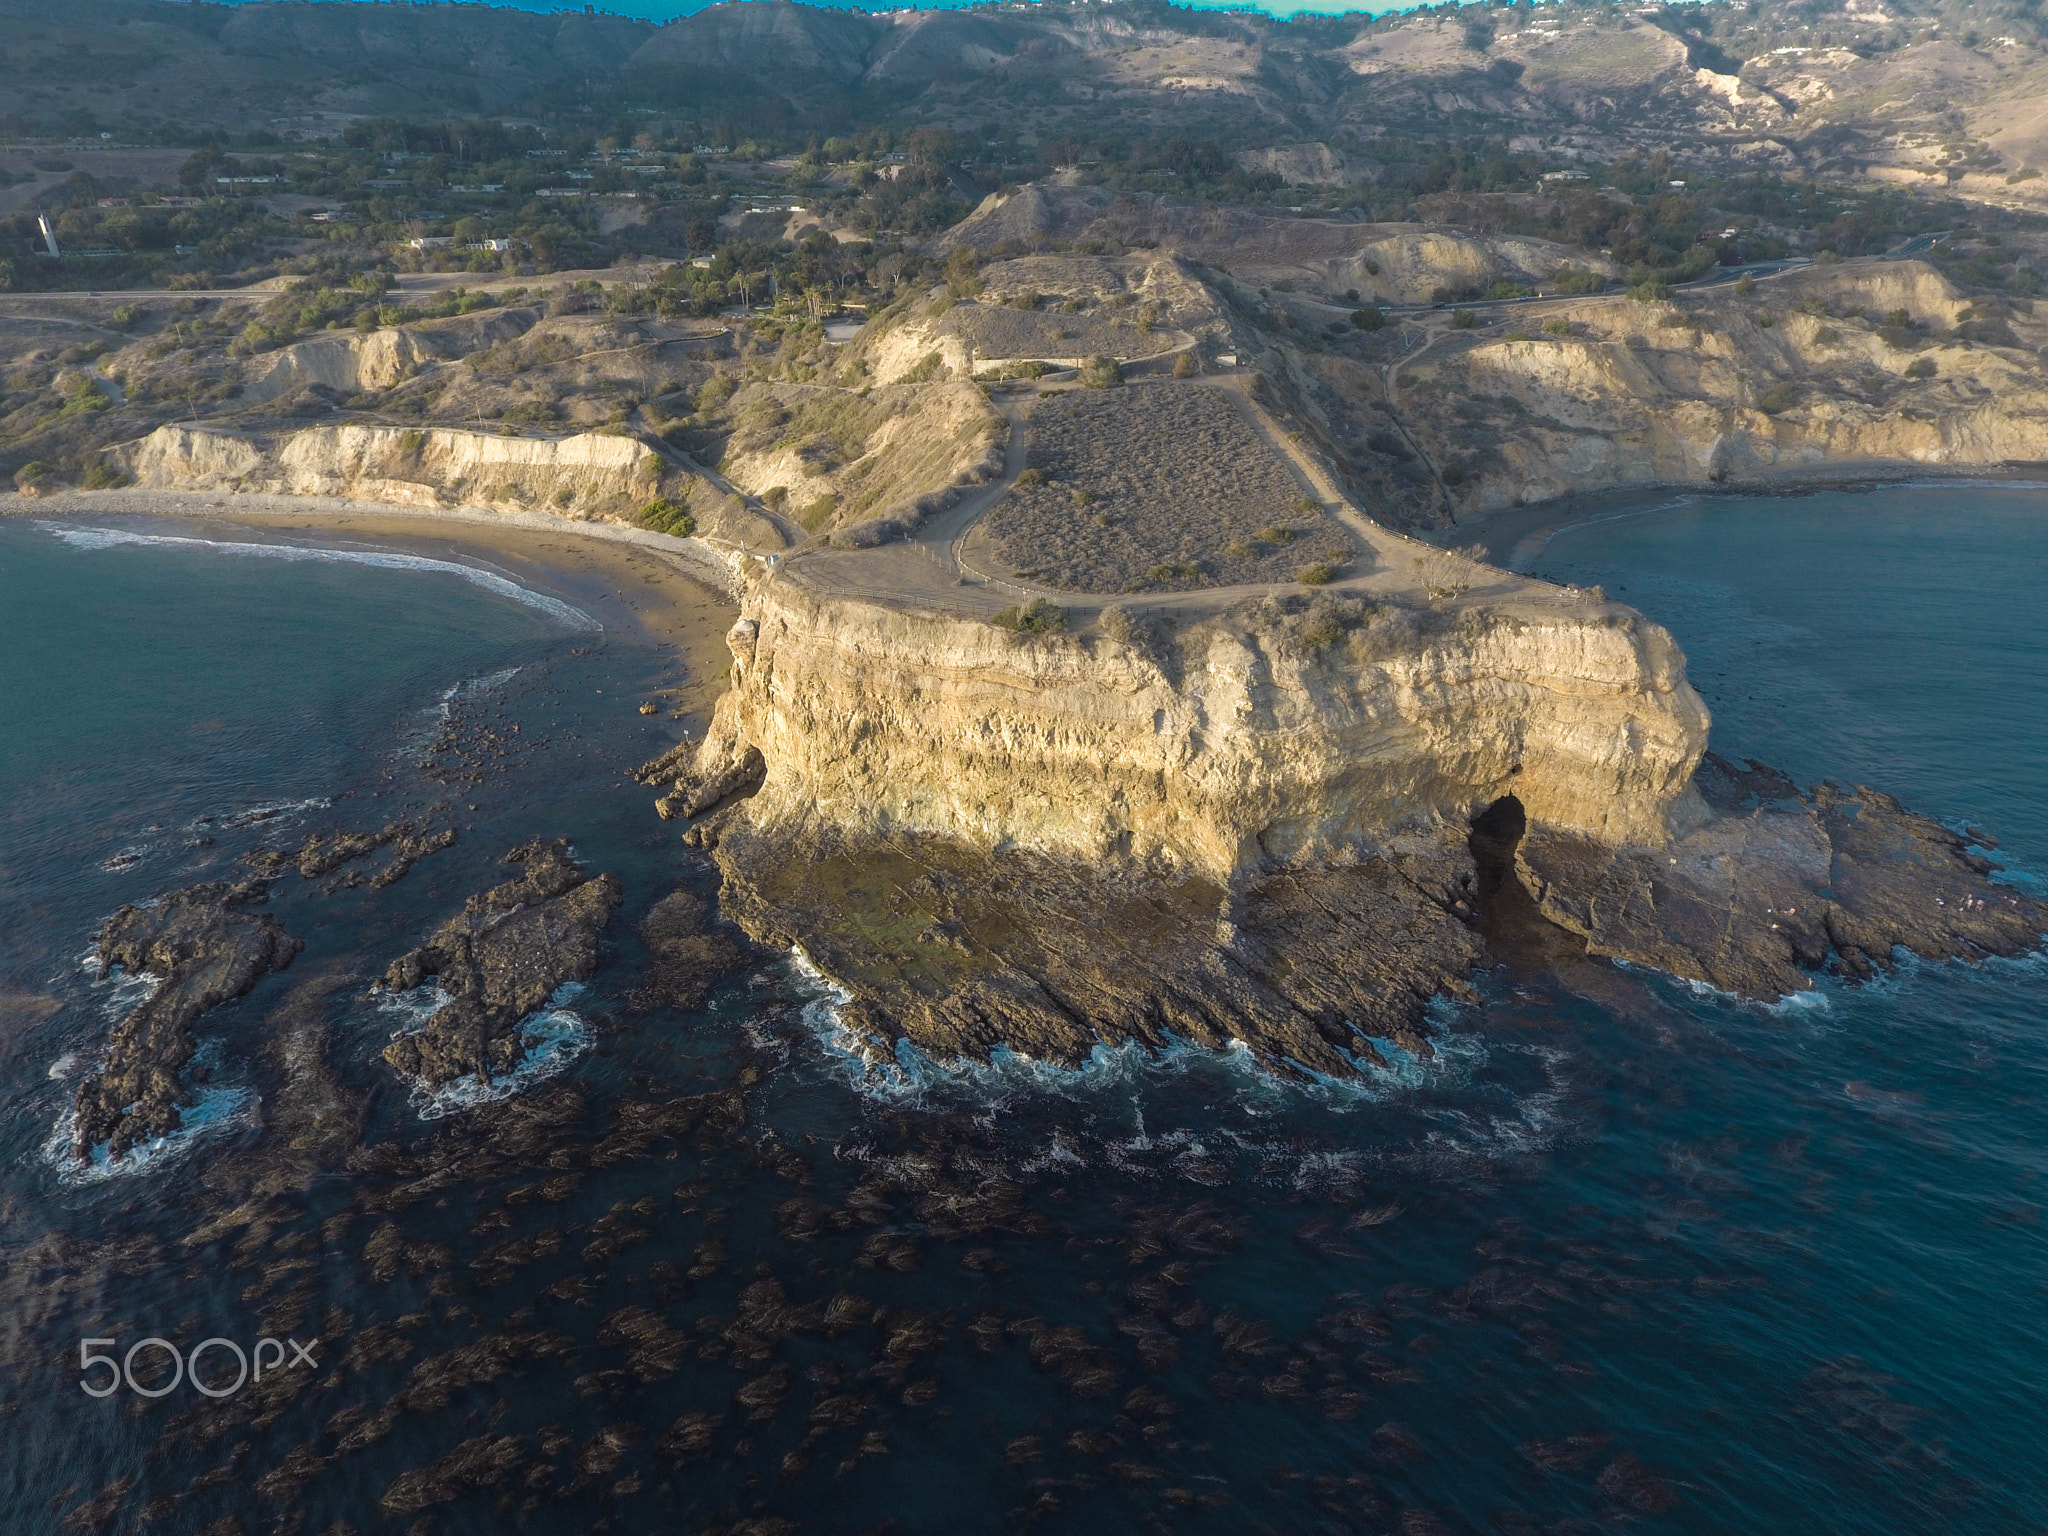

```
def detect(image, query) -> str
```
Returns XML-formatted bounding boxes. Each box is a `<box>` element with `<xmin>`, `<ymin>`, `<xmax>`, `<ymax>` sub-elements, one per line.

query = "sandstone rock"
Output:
<box><xmin>1514</xmin><ymin>753</ymin><xmax>2048</xmax><ymax>997</ymax></box>
<box><xmin>380</xmin><ymin>839</ymin><xmax>621</xmax><ymax>1089</ymax></box>
<box><xmin>683</xmin><ymin>575</ymin><xmax>1708</xmax><ymax>880</ymax></box>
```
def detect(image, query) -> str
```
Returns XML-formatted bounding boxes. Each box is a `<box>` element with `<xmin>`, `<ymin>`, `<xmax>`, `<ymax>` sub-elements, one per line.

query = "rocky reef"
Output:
<box><xmin>666</xmin><ymin>564</ymin><xmax>2044</xmax><ymax>1074</ymax></box>
<box><xmin>381</xmin><ymin>839</ymin><xmax>622</xmax><ymax>1089</ymax></box>
<box><xmin>243</xmin><ymin>816</ymin><xmax>458</xmax><ymax>891</ymax></box>
<box><xmin>626</xmin><ymin>888</ymin><xmax>751</xmax><ymax>1014</ymax></box>
<box><xmin>1516</xmin><ymin>753</ymin><xmax>2047</xmax><ymax>997</ymax></box>
<box><xmin>717</xmin><ymin>822</ymin><xmax>1478</xmax><ymax>1075</ymax></box>
<box><xmin>72</xmin><ymin>879</ymin><xmax>303</xmax><ymax>1160</ymax></box>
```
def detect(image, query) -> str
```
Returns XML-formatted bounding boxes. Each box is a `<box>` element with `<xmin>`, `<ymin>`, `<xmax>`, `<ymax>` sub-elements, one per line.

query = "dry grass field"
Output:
<box><xmin>933</xmin><ymin>300</ymin><xmax>1162</xmax><ymax>364</ymax></box>
<box><xmin>980</xmin><ymin>382</ymin><xmax>1351</xmax><ymax>593</ymax></box>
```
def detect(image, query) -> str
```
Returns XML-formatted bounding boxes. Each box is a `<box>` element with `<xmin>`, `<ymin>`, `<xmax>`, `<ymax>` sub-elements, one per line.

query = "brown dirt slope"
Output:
<box><xmin>978</xmin><ymin>382</ymin><xmax>1350</xmax><ymax>593</ymax></box>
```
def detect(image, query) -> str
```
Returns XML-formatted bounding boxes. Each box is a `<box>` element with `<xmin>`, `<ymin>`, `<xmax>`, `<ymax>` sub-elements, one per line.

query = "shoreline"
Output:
<box><xmin>9</xmin><ymin>489</ymin><xmax>746</xmax><ymax>727</ymax></box>
<box><xmin>1427</xmin><ymin>461</ymin><xmax>2048</xmax><ymax>569</ymax></box>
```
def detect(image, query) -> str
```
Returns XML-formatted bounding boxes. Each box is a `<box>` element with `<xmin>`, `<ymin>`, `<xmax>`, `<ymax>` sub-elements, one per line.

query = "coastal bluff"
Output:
<box><xmin>688</xmin><ymin>571</ymin><xmax>1709</xmax><ymax>880</ymax></box>
<box><xmin>659</xmin><ymin>564</ymin><xmax>2044</xmax><ymax>1076</ymax></box>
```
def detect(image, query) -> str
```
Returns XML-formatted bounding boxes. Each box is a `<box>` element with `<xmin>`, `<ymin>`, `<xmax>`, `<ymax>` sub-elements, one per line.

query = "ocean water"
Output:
<box><xmin>0</xmin><ymin>494</ymin><xmax>2042</xmax><ymax>1536</ymax></box>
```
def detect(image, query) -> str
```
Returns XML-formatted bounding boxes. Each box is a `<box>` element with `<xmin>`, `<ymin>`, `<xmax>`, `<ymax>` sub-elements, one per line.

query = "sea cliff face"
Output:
<box><xmin>668</xmin><ymin>566</ymin><xmax>2041</xmax><ymax>1076</ymax></box>
<box><xmin>692</xmin><ymin>572</ymin><xmax>1710</xmax><ymax>881</ymax></box>
<box><xmin>118</xmin><ymin>422</ymin><xmax>653</xmax><ymax>516</ymax></box>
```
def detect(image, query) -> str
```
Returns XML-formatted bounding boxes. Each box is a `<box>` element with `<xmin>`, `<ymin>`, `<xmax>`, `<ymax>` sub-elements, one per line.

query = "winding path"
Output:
<box><xmin>777</xmin><ymin>366</ymin><xmax>1534</xmax><ymax>625</ymax></box>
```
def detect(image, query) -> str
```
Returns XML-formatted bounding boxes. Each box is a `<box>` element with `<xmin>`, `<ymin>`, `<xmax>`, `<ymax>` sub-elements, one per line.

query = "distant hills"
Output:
<box><xmin>2</xmin><ymin>0</ymin><xmax>2044</xmax><ymax>217</ymax></box>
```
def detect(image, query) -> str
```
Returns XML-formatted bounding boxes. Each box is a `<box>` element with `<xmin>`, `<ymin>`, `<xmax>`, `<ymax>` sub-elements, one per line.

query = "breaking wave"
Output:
<box><xmin>38</xmin><ymin>524</ymin><xmax>600</xmax><ymax>631</ymax></box>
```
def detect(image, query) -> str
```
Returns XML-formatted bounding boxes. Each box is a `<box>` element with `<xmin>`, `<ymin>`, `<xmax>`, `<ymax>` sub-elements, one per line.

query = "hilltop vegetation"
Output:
<box><xmin>2</xmin><ymin>0</ymin><xmax>2044</xmax><ymax>535</ymax></box>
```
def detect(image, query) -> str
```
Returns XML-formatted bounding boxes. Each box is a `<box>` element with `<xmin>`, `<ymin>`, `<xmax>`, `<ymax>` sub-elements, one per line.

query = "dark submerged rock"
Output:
<box><xmin>72</xmin><ymin>879</ymin><xmax>302</xmax><ymax>1161</ymax></box>
<box><xmin>626</xmin><ymin>886</ymin><xmax>750</xmax><ymax>1012</ymax></box>
<box><xmin>380</xmin><ymin>838</ymin><xmax>622</xmax><ymax>1089</ymax></box>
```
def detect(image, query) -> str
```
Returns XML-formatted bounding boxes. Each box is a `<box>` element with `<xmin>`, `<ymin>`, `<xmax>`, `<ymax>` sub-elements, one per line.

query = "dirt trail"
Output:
<box><xmin>778</xmin><ymin>373</ymin><xmax>1554</xmax><ymax>626</ymax></box>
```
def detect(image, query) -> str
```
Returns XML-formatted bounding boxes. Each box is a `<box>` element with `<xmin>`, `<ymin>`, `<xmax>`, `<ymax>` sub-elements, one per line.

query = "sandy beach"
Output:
<box><xmin>10</xmin><ymin>490</ymin><xmax>745</xmax><ymax>728</ymax></box>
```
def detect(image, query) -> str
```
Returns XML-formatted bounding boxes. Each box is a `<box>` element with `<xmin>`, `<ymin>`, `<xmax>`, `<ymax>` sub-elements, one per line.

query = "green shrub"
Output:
<box><xmin>1451</xmin><ymin>309</ymin><xmax>1479</xmax><ymax>329</ymax></box>
<box><xmin>1904</xmin><ymin>357</ymin><xmax>1938</xmax><ymax>380</ymax></box>
<box><xmin>1550</xmin><ymin>265</ymin><xmax>1606</xmax><ymax>295</ymax></box>
<box><xmin>1255</xmin><ymin>525</ymin><xmax>1297</xmax><ymax>545</ymax></box>
<box><xmin>1078</xmin><ymin>354</ymin><xmax>1123</xmax><ymax>389</ymax></box>
<box><xmin>1296</xmin><ymin>562</ymin><xmax>1338</xmax><ymax>586</ymax></box>
<box><xmin>694</xmin><ymin>375</ymin><xmax>737</xmax><ymax>414</ymax></box>
<box><xmin>1629</xmin><ymin>281</ymin><xmax>1672</xmax><ymax>303</ymax></box>
<box><xmin>81</xmin><ymin>458</ymin><xmax>131</xmax><ymax>490</ymax></box>
<box><xmin>992</xmin><ymin>597</ymin><xmax>1065</xmax><ymax>634</ymax></box>
<box><xmin>13</xmin><ymin>460</ymin><xmax>51</xmax><ymax>491</ymax></box>
<box><xmin>1542</xmin><ymin>318</ymin><xmax>1572</xmax><ymax>337</ymax></box>
<box><xmin>1014</xmin><ymin>467</ymin><xmax>1044</xmax><ymax>487</ymax></box>
<box><xmin>638</xmin><ymin>497</ymin><xmax>696</xmax><ymax>536</ymax></box>
<box><xmin>1733</xmin><ymin>273</ymin><xmax>1756</xmax><ymax>296</ymax></box>
<box><xmin>1758</xmin><ymin>382</ymin><xmax>1800</xmax><ymax>414</ymax></box>
<box><xmin>1351</xmin><ymin>306</ymin><xmax>1386</xmax><ymax>331</ymax></box>
<box><xmin>58</xmin><ymin>378</ymin><xmax>111</xmax><ymax>416</ymax></box>
<box><xmin>1171</xmin><ymin>351</ymin><xmax>1200</xmax><ymax>378</ymax></box>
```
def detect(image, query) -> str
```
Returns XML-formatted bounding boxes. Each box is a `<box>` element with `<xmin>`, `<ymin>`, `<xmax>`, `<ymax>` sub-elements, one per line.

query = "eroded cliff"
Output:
<box><xmin>690</xmin><ymin>573</ymin><xmax>1710</xmax><ymax>881</ymax></box>
<box><xmin>666</xmin><ymin>564</ymin><xmax>2042</xmax><ymax>1077</ymax></box>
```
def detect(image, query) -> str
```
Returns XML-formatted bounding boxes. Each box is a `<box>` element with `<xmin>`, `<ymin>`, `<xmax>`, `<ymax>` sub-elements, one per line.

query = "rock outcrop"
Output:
<box><xmin>684</xmin><ymin>576</ymin><xmax>1710</xmax><ymax>880</ymax></box>
<box><xmin>72</xmin><ymin>880</ymin><xmax>303</xmax><ymax>1160</ymax></box>
<box><xmin>717</xmin><ymin>821</ymin><xmax>1481</xmax><ymax>1076</ymax></box>
<box><xmin>117</xmin><ymin>422</ymin><xmax>656</xmax><ymax>519</ymax></box>
<box><xmin>669</xmin><ymin>563</ymin><xmax>2042</xmax><ymax>1073</ymax></box>
<box><xmin>1515</xmin><ymin>753</ymin><xmax>2048</xmax><ymax>997</ymax></box>
<box><xmin>626</xmin><ymin>888</ymin><xmax>750</xmax><ymax>1013</ymax></box>
<box><xmin>1397</xmin><ymin>262</ymin><xmax>2048</xmax><ymax>517</ymax></box>
<box><xmin>381</xmin><ymin>839</ymin><xmax>622</xmax><ymax>1089</ymax></box>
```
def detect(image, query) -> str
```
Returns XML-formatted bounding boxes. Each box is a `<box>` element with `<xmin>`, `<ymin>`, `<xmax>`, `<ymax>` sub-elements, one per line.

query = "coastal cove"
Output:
<box><xmin>0</xmin><ymin>489</ymin><xmax>2042</xmax><ymax>1534</ymax></box>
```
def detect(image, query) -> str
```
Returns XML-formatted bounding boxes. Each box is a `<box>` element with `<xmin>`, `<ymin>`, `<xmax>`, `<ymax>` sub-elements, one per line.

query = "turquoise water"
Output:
<box><xmin>0</xmin><ymin>494</ymin><xmax>2043</xmax><ymax>1534</ymax></box>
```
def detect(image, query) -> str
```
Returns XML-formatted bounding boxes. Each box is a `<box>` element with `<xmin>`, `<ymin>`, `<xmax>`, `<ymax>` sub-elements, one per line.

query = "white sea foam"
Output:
<box><xmin>783</xmin><ymin>947</ymin><xmax>1498</xmax><ymax>1118</ymax></box>
<box><xmin>37</xmin><ymin>523</ymin><xmax>600</xmax><ymax>631</ymax></box>
<box><xmin>379</xmin><ymin>982</ymin><xmax>593</xmax><ymax>1119</ymax></box>
<box><xmin>43</xmin><ymin>1082</ymin><xmax>257</xmax><ymax>1185</ymax></box>
<box><xmin>436</xmin><ymin>666</ymin><xmax>524</xmax><ymax>721</ymax></box>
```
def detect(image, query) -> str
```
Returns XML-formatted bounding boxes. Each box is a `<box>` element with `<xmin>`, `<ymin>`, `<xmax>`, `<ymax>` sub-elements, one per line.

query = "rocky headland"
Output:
<box><xmin>658</xmin><ymin>557</ymin><xmax>2044</xmax><ymax>1076</ymax></box>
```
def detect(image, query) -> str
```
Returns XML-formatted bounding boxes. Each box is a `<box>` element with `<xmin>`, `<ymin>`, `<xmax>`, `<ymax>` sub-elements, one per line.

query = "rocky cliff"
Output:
<box><xmin>690</xmin><ymin>572</ymin><xmax>1709</xmax><ymax>882</ymax></box>
<box><xmin>669</xmin><ymin>564</ymin><xmax>2041</xmax><ymax>1077</ymax></box>
<box><xmin>118</xmin><ymin>421</ymin><xmax>656</xmax><ymax>520</ymax></box>
<box><xmin>1393</xmin><ymin>262</ymin><xmax>2048</xmax><ymax>516</ymax></box>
